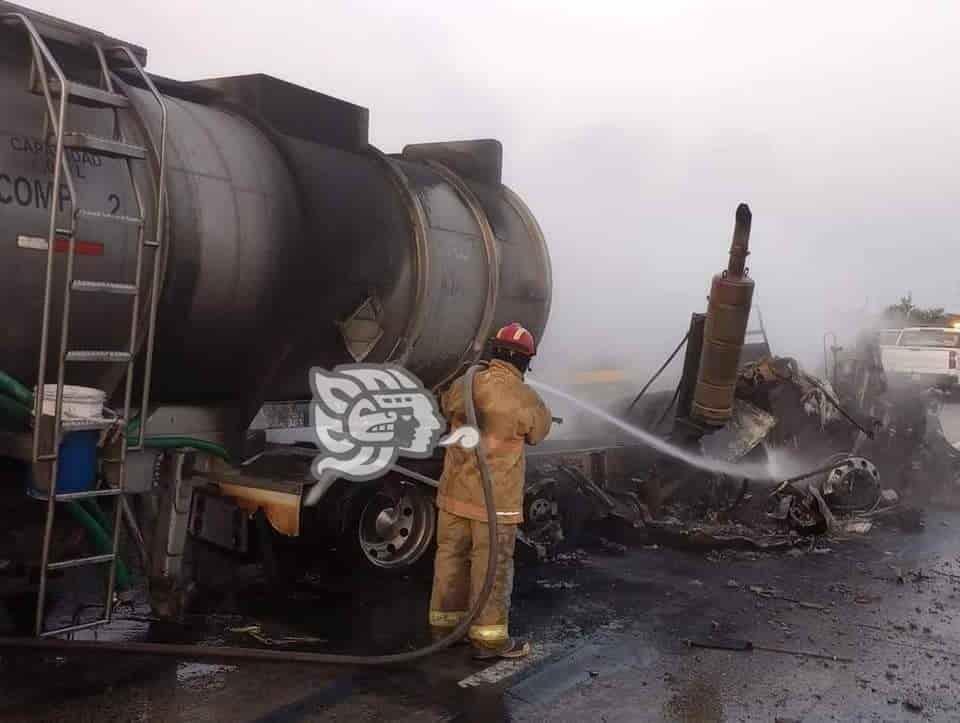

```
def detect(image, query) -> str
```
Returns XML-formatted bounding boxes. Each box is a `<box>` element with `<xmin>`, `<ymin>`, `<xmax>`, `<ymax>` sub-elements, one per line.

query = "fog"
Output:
<box><xmin>27</xmin><ymin>0</ymin><xmax>960</xmax><ymax>385</ymax></box>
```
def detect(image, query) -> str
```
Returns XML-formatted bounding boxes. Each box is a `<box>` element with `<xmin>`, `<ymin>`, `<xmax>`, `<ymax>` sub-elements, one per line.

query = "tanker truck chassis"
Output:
<box><xmin>0</xmin><ymin>3</ymin><xmax>551</xmax><ymax>636</ymax></box>
<box><xmin>0</xmin><ymin>2</ymin><xmax>786</xmax><ymax>643</ymax></box>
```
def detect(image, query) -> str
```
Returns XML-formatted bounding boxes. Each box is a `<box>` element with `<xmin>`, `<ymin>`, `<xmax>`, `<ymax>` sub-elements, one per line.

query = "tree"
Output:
<box><xmin>885</xmin><ymin>293</ymin><xmax>915</xmax><ymax>318</ymax></box>
<box><xmin>883</xmin><ymin>292</ymin><xmax>946</xmax><ymax>326</ymax></box>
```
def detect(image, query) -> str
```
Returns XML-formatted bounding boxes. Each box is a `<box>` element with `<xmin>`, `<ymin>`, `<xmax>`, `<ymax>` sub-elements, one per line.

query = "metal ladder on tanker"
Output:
<box><xmin>0</xmin><ymin>13</ymin><xmax>168</xmax><ymax>637</ymax></box>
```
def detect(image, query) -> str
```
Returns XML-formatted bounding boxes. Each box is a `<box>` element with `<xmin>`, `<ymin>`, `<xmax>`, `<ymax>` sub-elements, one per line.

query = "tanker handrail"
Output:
<box><xmin>107</xmin><ymin>46</ymin><xmax>168</xmax><ymax>450</ymax></box>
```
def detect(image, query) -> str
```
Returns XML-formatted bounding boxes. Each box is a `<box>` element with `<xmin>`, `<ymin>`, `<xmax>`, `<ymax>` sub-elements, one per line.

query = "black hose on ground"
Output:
<box><xmin>627</xmin><ymin>331</ymin><xmax>690</xmax><ymax>412</ymax></box>
<box><xmin>653</xmin><ymin>384</ymin><xmax>683</xmax><ymax>430</ymax></box>
<box><xmin>0</xmin><ymin>364</ymin><xmax>498</xmax><ymax>666</ymax></box>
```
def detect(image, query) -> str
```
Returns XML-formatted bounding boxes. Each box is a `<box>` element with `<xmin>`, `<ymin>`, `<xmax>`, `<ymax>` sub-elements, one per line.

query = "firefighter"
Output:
<box><xmin>429</xmin><ymin>322</ymin><xmax>553</xmax><ymax>659</ymax></box>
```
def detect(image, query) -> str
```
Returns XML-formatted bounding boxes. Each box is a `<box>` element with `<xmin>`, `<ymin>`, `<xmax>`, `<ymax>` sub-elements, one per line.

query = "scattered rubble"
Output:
<box><xmin>903</xmin><ymin>698</ymin><xmax>925</xmax><ymax>714</ymax></box>
<box><xmin>227</xmin><ymin>624</ymin><xmax>325</xmax><ymax>647</ymax></box>
<box><xmin>748</xmin><ymin>585</ymin><xmax>827</xmax><ymax>611</ymax></box>
<box><xmin>536</xmin><ymin>580</ymin><xmax>579</xmax><ymax>591</ymax></box>
<box><xmin>685</xmin><ymin>636</ymin><xmax>853</xmax><ymax>663</ymax></box>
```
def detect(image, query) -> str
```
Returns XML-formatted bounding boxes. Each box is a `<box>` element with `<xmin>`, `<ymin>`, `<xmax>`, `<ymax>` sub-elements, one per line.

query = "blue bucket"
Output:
<box><xmin>53</xmin><ymin>430</ymin><xmax>99</xmax><ymax>494</ymax></box>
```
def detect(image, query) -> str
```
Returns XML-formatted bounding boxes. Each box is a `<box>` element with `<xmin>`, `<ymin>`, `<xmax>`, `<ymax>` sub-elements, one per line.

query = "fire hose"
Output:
<box><xmin>0</xmin><ymin>364</ymin><xmax>498</xmax><ymax>665</ymax></box>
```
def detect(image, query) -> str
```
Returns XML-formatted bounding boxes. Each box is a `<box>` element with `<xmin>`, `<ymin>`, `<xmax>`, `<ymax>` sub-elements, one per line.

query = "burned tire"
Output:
<box><xmin>342</xmin><ymin>480</ymin><xmax>436</xmax><ymax>577</ymax></box>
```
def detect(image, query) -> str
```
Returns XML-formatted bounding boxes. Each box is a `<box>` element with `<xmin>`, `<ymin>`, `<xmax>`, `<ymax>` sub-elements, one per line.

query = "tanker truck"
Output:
<box><xmin>0</xmin><ymin>2</ymin><xmax>551</xmax><ymax>636</ymax></box>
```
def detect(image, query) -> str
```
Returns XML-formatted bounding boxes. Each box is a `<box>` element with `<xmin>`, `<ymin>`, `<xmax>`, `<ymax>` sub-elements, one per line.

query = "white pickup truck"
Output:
<box><xmin>879</xmin><ymin>327</ymin><xmax>960</xmax><ymax>390</ymax></box>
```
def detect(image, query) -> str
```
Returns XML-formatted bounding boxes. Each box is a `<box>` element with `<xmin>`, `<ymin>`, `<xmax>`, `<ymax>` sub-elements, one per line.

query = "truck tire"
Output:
<box><xmin>340</xmin><ymin>480</ymin><xmax>436</xmax><ymax>578</ymax></box>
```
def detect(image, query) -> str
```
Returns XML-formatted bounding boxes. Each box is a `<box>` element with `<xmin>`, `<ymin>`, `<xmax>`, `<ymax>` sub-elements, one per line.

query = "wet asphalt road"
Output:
<box><xmin>1</xmin><ymin>407</ymin><xmax>959</xmax><ymax>722</ymax></box>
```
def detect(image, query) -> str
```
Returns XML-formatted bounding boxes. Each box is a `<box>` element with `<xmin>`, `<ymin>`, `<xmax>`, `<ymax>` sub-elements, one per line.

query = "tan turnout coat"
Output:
<box><xmin>435</xmin><ymin>360</ymin><xmax>552</xmax><ymax>523</ymax></box>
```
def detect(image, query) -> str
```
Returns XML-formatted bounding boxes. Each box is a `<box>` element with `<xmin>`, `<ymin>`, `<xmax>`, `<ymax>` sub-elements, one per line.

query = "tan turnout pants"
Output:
<box><xmin>428</xmin><ymin>509</ymin><xmax>518</xmax><ymax>649</ymax></box>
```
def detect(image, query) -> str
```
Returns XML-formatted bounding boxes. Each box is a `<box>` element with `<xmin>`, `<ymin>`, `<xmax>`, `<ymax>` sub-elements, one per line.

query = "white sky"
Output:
<box><xmin>25</xmin><ymin>0</ymin><xmax>960</xmax><ymax>375</ymax></box>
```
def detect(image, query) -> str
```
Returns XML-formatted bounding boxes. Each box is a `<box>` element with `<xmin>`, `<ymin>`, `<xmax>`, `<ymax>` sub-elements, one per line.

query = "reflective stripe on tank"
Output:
<box><xmin>17</xmin><ymin>235</ymin><xmax>104</xmax><ymax>256</ymax></box>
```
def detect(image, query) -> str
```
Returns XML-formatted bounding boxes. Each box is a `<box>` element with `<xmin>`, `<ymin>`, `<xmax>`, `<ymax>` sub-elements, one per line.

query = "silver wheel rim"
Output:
<box><xmin>358</xmin><ymin>483</ymin><xmax>435</xmax><ymax>569</ymax></box>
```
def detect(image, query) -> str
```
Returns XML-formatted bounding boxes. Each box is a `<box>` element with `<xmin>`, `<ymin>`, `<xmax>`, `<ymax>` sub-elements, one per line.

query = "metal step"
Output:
<box><xmin>40</xmin><ymin>618</ymin><xmax>110</xmax><ymax>639</ymax></box>
<box><xmin>71</xmin><ymin>280</ymin><xmax>138</xmax><ymax>295</ymax></box>
<box><xmin>34</xmin><ymin>78</ymin><xmax>129</xmax><ymax>109</ymax></box>
<box><xmin>48</xmin><ymin>553</ymin><xmax>115</xmax><ymax>571</ymax></box>
<box><xmin>76</xmin><ymin>209</ymin><xmax>143</xmax><ymax>226</ymax></box>
<box><xmin>61</xmin><ymin>417</ymin><xmax>118</xmax><ymax>432</ymax></box>
<box><xmin>63</xmin><ymin>133</ymin><xmax>145</xmax><ymax>160</ymax></box>
<box><xmin>55</xmin><ymin>488</ymin><xmax>122</xmax><ymax>502</ymax></box>
<box><xmin>65</xmin><ymin>350</ymin><xmax>132</xmax><ymax>363</ymax></box>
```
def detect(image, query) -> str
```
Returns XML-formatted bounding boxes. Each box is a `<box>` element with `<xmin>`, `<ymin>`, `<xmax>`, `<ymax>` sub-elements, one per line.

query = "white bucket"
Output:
<box><xmin>39</xmin><ymin>384</ymin><xmax>105</xmax><ymax>420</ymax></box>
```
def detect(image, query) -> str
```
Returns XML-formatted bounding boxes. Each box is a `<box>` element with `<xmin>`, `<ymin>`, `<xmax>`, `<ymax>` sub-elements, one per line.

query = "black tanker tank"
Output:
<box><xmin>0</xmin><ymin>4</ymin><xmax>551</xmax><ymax>429</ymax></box>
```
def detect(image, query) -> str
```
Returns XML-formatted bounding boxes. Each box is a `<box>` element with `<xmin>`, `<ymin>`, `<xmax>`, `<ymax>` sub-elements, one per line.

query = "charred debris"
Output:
<box><xmin>520</xmin><ymin>205</ymin><xmax>960</xmax><ymax>561</ymax></box>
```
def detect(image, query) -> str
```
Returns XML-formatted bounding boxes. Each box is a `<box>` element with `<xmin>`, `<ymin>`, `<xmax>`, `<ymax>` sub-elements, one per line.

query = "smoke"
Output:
<box><xmin>26</xmin><ymin>0</ymin><xmax>960</xmax><ymax>395</ymax></box>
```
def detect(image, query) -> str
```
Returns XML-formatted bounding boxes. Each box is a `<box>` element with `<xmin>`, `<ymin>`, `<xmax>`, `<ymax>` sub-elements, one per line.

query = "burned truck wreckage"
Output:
<box><xmin>519</xmin><ymin>210</ymin><xmax>960</xmax><ymax>560</ymax></box>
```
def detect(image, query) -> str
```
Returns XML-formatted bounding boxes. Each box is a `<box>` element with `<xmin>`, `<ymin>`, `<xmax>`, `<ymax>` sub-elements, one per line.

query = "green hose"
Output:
<box><xmin>123</xmin><ymin>412</ymin><xmax>230</xmax><ymax>460</ymax></box>
<box><xmin>141</xmin><ymin>435</ymin><xmax>230</xmax><ymax>461</ymax></box>
<box><xmin>79</xmin><ymin>498</ymin><xmax>139</xmax><ymax>586</ymax></box>
<box><xmin>0</xmin><ymin>370</ymin><xmax>230</xmax><ymax>461</ymax></box>
<box><xmin>80</xmin><ymin>498</ymin><xmax>111</xmax><ymax>532</ymax></box>
<box><xmin>0</xmin><ymin>393</ymin><xmax>31</xmax><ymax>431</ymax></box>
<box><xmin>125</xmin><ymin>414</ymin><xmax>141</xmax><ymax>440</ymax></box>
<box><xmin>65</xmin><ymin>500</ymin><xmax>131</xmax><ymax>591</ymax></box>
<box><xmin>0</xmin><ymin>371</ymin><xmax>33</xmax><ymax>409</ymax></box>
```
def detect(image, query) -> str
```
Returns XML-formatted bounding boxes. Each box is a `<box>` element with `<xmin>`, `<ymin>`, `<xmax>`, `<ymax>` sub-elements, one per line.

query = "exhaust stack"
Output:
<box><xmin>691</xmin><ymin>204</ymin><xmax>755</xmax><ymax>427</ymax></box>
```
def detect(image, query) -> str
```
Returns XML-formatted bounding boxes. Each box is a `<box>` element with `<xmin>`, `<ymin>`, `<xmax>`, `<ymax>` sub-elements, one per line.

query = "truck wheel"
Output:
<box><xmin>346</xmin><ymin>481</ymin><xmax>436</xmax><ymax>576</ymax></box>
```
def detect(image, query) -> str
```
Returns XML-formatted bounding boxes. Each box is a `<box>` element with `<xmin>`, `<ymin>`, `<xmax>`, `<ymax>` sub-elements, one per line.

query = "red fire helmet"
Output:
<box><xmin>493</xmin><ymin>322</ymin><xmax>536</xmax><ymax>356</ymax></box>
